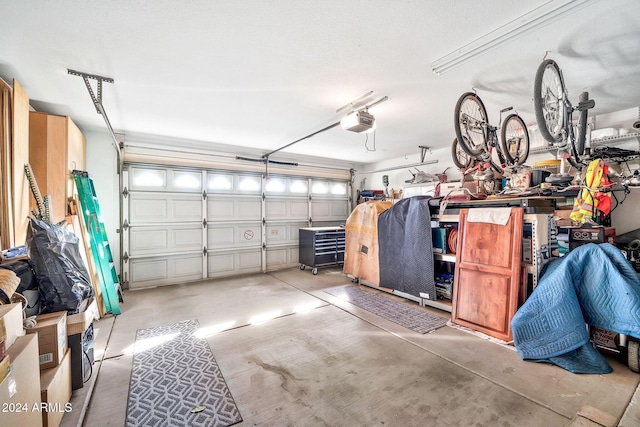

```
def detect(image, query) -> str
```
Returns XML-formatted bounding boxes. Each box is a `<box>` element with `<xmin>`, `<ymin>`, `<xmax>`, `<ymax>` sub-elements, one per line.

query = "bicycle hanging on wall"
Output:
<box><xmin>533</xmin><ymin>57</ymin><xmax>595</xmax><ymax>184</ymax></box>
<box><xmin>453</xmin><ymin>90</ymin><xmax>530</xmax><ymax>194</ymax></box>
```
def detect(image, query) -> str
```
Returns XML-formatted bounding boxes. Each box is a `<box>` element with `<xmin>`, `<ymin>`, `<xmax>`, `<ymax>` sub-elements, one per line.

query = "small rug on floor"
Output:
<box><xmin>126</xmin><ymin>320</ymin><xmax>242</xmax><ymax>427</ymax></box>
<box><xmin>324</xmin><ymin>285</ymin><xmax>448</xmax><ymax>334</ymax></box>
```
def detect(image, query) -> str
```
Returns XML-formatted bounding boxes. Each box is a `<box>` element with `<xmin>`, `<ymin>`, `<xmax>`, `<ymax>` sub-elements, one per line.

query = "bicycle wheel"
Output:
<box><xmin>454</xmin><ymin>92</ymin><xmax>488</xmax><ymax>156</ymax></box>
<box><xmin>451</xmin><ymin>137</ymin><xmax>473</xmax><ymax>169</ymax></box>
<box><xmin>533</xmin><ymin>59</ymin><xmax>564</xmax><ymax>143</ymax></box>
<box><xmin>500</xmin><ymin>114</ymin><xmax>530</xmax><ymax>165</ymax></box>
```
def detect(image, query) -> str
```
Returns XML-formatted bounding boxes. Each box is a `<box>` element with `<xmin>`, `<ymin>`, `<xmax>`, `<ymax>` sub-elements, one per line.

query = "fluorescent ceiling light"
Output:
<box><xmin>431</xmin><ymin>0</ymin><xmax>591</xmax><ymax>74</ymax></box>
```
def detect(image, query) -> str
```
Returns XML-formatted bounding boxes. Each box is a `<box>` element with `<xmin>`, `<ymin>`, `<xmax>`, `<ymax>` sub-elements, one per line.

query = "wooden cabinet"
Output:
<box><xmin>451</xmin><ymin>208</ymin><xmax>524</xmax><ymax>342</ymax></box>
<box><xmin>29</xmin><ymin>112</ymin><xmax>85</xmax><ymax>224</ymax></box>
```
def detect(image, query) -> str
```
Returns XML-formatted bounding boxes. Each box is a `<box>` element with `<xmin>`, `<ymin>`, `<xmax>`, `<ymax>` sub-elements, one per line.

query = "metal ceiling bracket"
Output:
<box><xmin>419</xmin><ymin>145</ymin><xmax>432</xmax><ymax>163</ymax></box>
<box><xmin>68</xmin><ymin>68</ymin><xmax>122</xmax><ymax>175</ymax></box>
<box><xmin>67</xmin><ymin>69</ymin><xmax>114</xmax><ymax>114</ymax></box>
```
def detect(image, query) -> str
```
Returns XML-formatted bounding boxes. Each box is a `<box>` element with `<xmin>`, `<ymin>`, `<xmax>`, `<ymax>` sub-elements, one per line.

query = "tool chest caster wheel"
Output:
<box><xmin>312</xmin><ymin>268</ymin><xmax>318</xmax><ymax>275</ymax></box>
<box><xmin>300</xmin><ymin>264</ymin><xmax>305</xmax><ymax>270</ymax></box>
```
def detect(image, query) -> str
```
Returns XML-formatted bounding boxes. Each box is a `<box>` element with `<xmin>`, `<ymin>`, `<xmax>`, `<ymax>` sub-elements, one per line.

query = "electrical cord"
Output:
<box><xmin>364</xmin><ymin>130</ymin><xmax>376</xmax><ymax>152</ymax></box>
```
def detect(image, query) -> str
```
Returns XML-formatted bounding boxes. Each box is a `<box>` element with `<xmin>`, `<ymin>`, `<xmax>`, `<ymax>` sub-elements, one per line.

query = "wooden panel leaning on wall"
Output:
<box><xmin>11</xmin><ymin>80</ymin><xmax>30</xmax><ymax>247</ymax></box>
<box><xmin>0</xmin><ymin>78</ymin><xmax>30</xmax><ymax>249</ymax></box>
<box><xmin>0</xmin><ymin>78</ymin><xmax>13</xmax><ymax>250</ymax></box>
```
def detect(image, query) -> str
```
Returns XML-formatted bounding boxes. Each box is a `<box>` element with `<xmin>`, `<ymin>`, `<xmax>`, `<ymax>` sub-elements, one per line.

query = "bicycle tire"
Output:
<box><xmin>534</xmin><ymin>59</ymin><xmax>564</xmax><ymax>143</ymax></box>
<box><xmin>576</xmin><ymin>91</ymin><xmax>589</xmax><ymax>157</ymax></box>
<box><xmin>501</xmin><ymin>114</ymin><xmax>530</xmax><ymax>166</ymax></box>
<box><xmin>454</xmin><ymin>92</ymin><xmax>488</xmax><ymax>157</ymax></box>
<box><xmin>451</xmin><ymin>137</ymin><xmax>473</xmax><ymax>169</ymax></box>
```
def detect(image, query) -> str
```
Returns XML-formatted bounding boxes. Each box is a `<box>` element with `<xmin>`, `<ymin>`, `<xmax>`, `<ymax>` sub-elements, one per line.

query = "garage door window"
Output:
<box><xmin>208</xmin><ymin>174</ymin><xmax>233</xmax><ymax>191</ymax></box>
<box><xmin>238</xmin><ymin>176</ymin><xmax>261</xmax><ymax>192</ymax></box>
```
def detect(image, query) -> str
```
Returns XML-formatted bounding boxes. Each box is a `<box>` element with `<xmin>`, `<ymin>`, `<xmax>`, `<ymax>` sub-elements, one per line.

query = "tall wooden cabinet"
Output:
<box><xmin>451</xmin><ymin>208</ymin><xmax>524</xmax><ymax>342</ymax></box>
<box><xmin>29</xmin><ymin>112</ymin><xmax>86</xmax><ymax>224</ymax></box>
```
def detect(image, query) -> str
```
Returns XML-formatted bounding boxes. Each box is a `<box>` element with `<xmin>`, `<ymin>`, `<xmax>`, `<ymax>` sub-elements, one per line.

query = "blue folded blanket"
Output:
<box><xmin>511</xmin><ymin>243</ymin><xmax>640</xmax><ymax>374</ymax></box>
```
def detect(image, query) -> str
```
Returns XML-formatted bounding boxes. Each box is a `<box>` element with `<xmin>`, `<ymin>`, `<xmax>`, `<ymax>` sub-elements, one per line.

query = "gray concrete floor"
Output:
<box><xmin>61</xmin><ymin>267</ymin><xmax>640</xmax><ymax>426</ymax></box>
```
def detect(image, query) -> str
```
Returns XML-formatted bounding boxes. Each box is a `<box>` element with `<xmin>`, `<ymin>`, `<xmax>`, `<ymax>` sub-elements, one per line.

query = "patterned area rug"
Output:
<box><xmin>325</xmin><ymin>285</ymin><xmax>448</xmax><ymax>334</ymax></box>
<box><xmin>126</xmin><ymin>320</ymin><xmax>242</xmax><ymax>427</ymax></box>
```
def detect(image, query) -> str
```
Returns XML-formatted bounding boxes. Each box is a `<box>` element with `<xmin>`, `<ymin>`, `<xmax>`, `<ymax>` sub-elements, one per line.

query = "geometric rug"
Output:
<box><xmin>126</xmin><ymin>320</ymin><xmax>242</xmax><ymax>427</ymax></box>
<box><xmin>324</xmin><ymin>285</ymin><xmax>449</xmax><ymax>334</ymax></box>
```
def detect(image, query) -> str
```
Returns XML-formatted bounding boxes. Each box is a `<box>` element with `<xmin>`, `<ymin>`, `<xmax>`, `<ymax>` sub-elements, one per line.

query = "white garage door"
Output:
<box><xmin>122</xmin><ymin>164</ymin><xmax>349</xmax><ymax>289</ymax></box>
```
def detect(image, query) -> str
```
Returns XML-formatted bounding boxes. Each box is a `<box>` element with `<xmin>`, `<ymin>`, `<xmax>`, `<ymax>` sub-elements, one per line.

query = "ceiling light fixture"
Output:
<box><xmin>431</xmin><ymin>0</ymin><xmax>591</xmax><ymax>75</ymax></box>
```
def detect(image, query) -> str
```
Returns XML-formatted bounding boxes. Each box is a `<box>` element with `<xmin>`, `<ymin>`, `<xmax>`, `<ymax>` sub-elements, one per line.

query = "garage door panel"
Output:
<box><xmin>207</xmin><ymin>197</ymin><xmax>261</xmax><ymax>221</ymax></box>
<box><xmin>132</xmin><ymin>199</ymin><xmax>168</xmax><ymax>222</ymax></box>
<box><xmin>173</xmin><ymin>199</ymin><xmax>203</xmax><ymax>221</ymax></box>
<box><xmin>130</xmin><ymin>254</ymin><xmax>203</xmax><ymax>289</ymax></box>
<box><xmin>208</xmin><ymin>199</ymin><xmax>234</xmax><ymax>219</ymax></box>
<box><xmin>132</xmin><ymin>229</ymin><xmax>168</xmax><ymax>252</ymax></box>
<box><xmin>207</xmin><ymin>224</ymin><xmax>262</xmax><ymax>249</ymax></box>
<box><xmin>130</xmin><ymin>225</ymin><xmax>202</xmax><ymax>256</ymax></box>
<box><xmin>265</xmin><ymin>201</ymin><xmax>286</xmax><ymax>218</ymax></box>
<box><xmin>174</xmin><ymin>228</ymin><xmax>203</xmax><ymax>249</ymax></box>
<box><xmin>312</xmin><ymin>199</ymin><xmax>349</xmax><ymax>221</ymax></box>
<box><xmin>237</xmin><ymin>200</ymin><xmax>261</xmax><ymax>220</ymax></box>
<box><xmin>208</xmin><ymin>253</ymin><xmax>235</xmax><ymax>274</ymax></box>
<box><xmin>266</xmin><ymin>248</ymin><xmax>287</xmax><ymax>265</ymax></box>
<box><xmin>131</xmin><ymin>258</ymin><xmax>168</xmax><ymax>283</ymax></box>
<box><xmin>266</xmin><ymin>247</ymin><xmax>299</xmax><ymax>270</ymax></box>
<box><xmin>266</xmin><ymin>225</ymin><xmax>287</xmax><ymax>244</ymax></box>
<box><xmin>289</xmin><ymin>201</ymin><xmax>308</xmax><ymax>218</ymax></box>
<box><xmin>265</xmin><ymin>221</ymin><xmax>307</xmax><ymax>245</ymax></box>
<box><xmin>207</xmin><ymin>250</ymin><xmax>262</xmax><ymax>277</ymax></box>
<box><xmin>174</xmin><ymin>256</ymin><xmax>204</xmax><ymax>277</ymax></box>
<box><xmin>238</xmin><ymin>251</ymin><xmax>262</xmax><ymax>269</ymax></box>
<box><xmin>130</xmin><ymin>193</ymin><xmax>202</xmax><ymax>224</ymax></box>
<box><xmin>266</xmin><ymin>198</ymin><xmax>308</xmax><ymax>220</ymax></box>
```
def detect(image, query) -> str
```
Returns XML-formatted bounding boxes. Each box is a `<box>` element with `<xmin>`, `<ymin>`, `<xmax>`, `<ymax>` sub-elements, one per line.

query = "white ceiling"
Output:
<box><xmin>1</xmin><ymin>0</ymin><xmax>640</xmax><ymax>165</ymax></box>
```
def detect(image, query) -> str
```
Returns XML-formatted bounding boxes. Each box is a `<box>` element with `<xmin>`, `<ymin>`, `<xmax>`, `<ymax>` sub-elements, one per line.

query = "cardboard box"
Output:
<box><xmin>0</xmin><ymin>354</ymin><xmax>10</xmax><ymax>384</ymax></box>
<box><xmin>0</xmin><ymin>303</ymin><xmax>25</xmax><ymax>350</ymax></box>
<box><xmin>26</xmin><ymin>312</ymin><xmax>67</xmax><ymax>370</ymax></box>
<box><xmin>67</xmin><ymin>298</ymin><xmax>99</xmax><ymax>336</ymax></box>
<box><xmin>0</xmin><ymin>334</ymin><xmax>43</xmax><ymax>427</ymax></box>
<box><xmin>553</xmin><ymin>209</ymin><xmax>575</xmax><ymax>227</ymax></box>
<box><xmin>40</xmin><ymin>349</ymin><xmax>72</xmax><ymax>427</ymax></box>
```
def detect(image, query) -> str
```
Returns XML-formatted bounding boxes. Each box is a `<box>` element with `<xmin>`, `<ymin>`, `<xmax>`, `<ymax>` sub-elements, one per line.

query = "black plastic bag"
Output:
<box><xmin>25</xmin><ymin>218</ymin><xmax>94</xmax><ymax>314</ymax></box>
<box><xmin>0</xmin><ymin>259</ymin><xmax>37</xmax><ymax>293</ymax></box>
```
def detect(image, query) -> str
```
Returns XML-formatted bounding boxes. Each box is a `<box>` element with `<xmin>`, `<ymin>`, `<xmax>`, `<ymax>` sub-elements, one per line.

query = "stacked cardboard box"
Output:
<box><xmin>24</xmin><ymin>311</ymin><xmax>73</xmax><ymax>427</ymax></box>
<box><xmin>0</xmin><ymin>303</ymin><xmax>43</xmax><ymax>426</ymax></box>
<box><xmin>26</xmin><ymin>312</ymin><xmax>67</xmax><ymax>370</ymax></box>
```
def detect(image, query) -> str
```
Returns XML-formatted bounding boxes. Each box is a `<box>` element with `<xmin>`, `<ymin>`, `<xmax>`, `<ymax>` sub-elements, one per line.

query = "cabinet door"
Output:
<box><xmin>451</xmin><ymin>208</ymin><xmax>523</xmax><ymax>341</ymax></box>
<box><xmin>29</xmin><ymin>112</ymin><xmax>67</xmax><ymax>223</ymax></box>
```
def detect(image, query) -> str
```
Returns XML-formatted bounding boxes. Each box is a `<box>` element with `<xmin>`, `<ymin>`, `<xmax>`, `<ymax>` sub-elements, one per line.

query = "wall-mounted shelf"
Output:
<box><xmin>591</xmin><ymin>131</ymin><xmax>640</xmax><ymax>148</ymax></box>
<box><xmin>529</xmin><ymin>131</ymin><xmax>640</xmax><ymax>156</ymax></box>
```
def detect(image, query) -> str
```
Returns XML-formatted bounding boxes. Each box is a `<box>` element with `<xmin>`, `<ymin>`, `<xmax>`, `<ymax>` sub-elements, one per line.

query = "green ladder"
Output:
<box><xmin>72</xmin><ymin>170</ymin><xmax>123</xmax><ymax>315</ymax></box>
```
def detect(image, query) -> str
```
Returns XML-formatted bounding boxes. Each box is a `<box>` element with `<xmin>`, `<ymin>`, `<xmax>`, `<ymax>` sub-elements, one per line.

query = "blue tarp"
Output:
<box><xmin>511</xmin><ymin>243</ymin><xmax>640</xmax><ymax>374</ymax></box>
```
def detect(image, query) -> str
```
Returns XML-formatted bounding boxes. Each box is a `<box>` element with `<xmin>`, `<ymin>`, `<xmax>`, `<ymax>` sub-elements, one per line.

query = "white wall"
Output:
<box><xmin>355</xmin><ymin>145</ymin><xmax>460</xmax><ymax>196</ymax></box>
<box><xmin>84</xmin><ymin>129</ymin><xmax>120</xmax><ymax>273</ymax></box>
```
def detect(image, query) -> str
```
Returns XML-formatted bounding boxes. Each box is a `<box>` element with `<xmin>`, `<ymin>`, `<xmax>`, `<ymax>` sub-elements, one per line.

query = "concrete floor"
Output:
<box><xmin>61</xmin><ymin>267</ymin><xmax>640</xmax><ymax>426</ymax></box>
